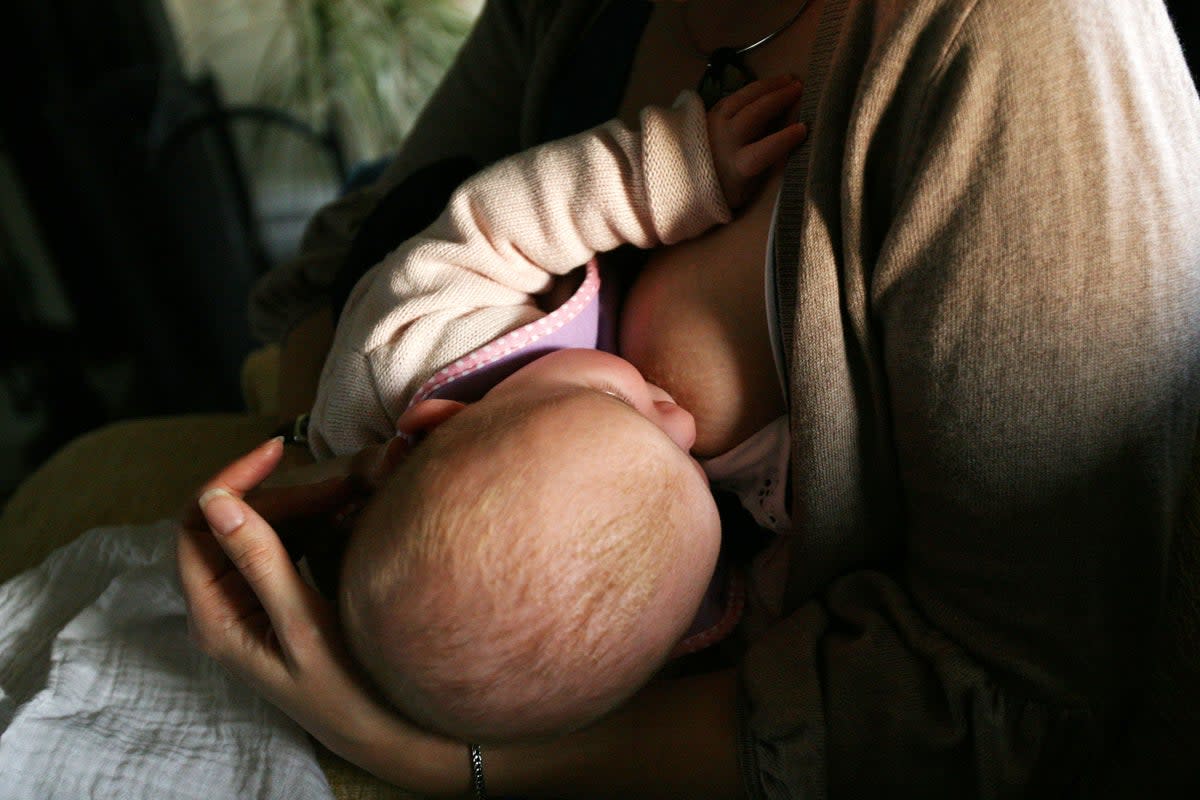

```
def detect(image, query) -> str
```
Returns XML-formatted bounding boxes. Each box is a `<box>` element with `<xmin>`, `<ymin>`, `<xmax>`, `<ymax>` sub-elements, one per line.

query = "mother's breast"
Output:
<box><xmin>619</xmin><ymin>179</ymin><xmax>787</xmax><ymax>458</ymax></box>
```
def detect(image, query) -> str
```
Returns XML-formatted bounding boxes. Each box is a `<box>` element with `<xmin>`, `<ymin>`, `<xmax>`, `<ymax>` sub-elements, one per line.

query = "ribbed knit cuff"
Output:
<box><xmin>641</xmin><ymin>90</ymin><xmax>733</xmax><ymax>244</ymax></box>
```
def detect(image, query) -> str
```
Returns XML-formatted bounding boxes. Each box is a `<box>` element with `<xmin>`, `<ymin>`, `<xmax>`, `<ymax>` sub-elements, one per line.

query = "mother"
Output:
<box><xmin>184</xmin><ymin>0</ymin><xmax>1199</xmax><ymax>796</ymax></box>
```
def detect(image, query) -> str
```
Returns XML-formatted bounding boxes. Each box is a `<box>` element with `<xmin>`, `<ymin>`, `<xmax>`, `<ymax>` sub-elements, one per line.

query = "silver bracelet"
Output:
<box><xmin>469</xmin><ymin>743</ymin><xmax>488</xmax><ymax>799</ymax></box>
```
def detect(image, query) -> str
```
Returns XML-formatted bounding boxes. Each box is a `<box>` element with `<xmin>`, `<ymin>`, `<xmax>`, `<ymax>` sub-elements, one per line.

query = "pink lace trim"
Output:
<box><xmin>670</xmin><ymin>567</ymin><xmax>746</xmax><ymax>658</ymax></box>
<box><xmin>409</xmin><ymin>259</ymin><xmax>602</xmax><ymax>406</ymax></box>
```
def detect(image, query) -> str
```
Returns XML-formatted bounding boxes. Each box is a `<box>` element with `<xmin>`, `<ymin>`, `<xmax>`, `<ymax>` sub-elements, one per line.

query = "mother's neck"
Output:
<box><xmin>675</xmin><ymin>0</ymin><xmax>815</xmax><ymax>55</ymax></box>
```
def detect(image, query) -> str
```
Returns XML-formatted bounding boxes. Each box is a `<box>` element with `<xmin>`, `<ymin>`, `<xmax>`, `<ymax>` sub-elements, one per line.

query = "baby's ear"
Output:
<box><xmin>368</xmin><ymin>435</ymin><xmax>414</xmax><ymax>487</ymax></box>
<box><xmin>395</xmin><ymin>399</ymin><xmax>468</xmax><ymax>438</ymax></box>
<box><xmin>355</xmin><ymin>399</ymin><xmax>467</xmax><ymax>488</ymax></box>
<box><xmin>349</xmin><ymin>434</ymin><xmax>415</xmax><ymax>490</ymax></box>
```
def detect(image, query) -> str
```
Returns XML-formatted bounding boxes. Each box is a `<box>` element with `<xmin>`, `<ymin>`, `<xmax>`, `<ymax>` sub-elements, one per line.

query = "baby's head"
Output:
<box><xmin>339</xmin><ymin>349</ymin><xmax>720</xmax><ymax>742</ymax></box>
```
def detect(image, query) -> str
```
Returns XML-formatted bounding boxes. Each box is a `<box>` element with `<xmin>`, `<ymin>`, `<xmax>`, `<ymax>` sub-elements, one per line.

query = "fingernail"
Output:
<box><xmin>198</xmin><ymin>488</ymin><xmax>244</xmax><ymax>535</ymax></box>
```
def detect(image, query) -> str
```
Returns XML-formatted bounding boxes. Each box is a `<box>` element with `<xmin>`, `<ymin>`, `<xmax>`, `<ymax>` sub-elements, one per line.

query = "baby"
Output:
<box><xmin>317</xmin><ymin>77</ymin><xmax>805</xmax><ymax>741</ymax></box>
<box><xmin>339</xmin><ymin>348</ymin><xmax>724</xmax><ymax>742</ymax></box>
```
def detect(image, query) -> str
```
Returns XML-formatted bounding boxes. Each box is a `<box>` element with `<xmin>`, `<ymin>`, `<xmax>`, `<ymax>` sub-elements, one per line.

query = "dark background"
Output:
<box><xmin>0</xmin><ymin>0</ymin><xmax>348</xmax><ymax>500</ymax></box>
<box><xmin>0</xmin><ymin>0</ymin><xmax>1197</xmax><ymax>502</ymax></box>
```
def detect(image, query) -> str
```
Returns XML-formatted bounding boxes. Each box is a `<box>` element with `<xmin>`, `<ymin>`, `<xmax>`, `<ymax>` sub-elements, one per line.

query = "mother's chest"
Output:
<box><xmin>619</xmin><ymin>175</ymin><xmax>786</xmax><ymax>458</ymax></box>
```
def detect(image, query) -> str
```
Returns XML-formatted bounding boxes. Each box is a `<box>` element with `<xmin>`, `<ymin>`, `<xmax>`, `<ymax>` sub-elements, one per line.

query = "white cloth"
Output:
<box><xmin>0</xmin><ymin>521</ymin><xmax>334</xmax><ymax>800</ymax></box>
<box><xmin>701</xmin><ymin>415</ymin><xmax>793</xmax><ymax>533</ymax></box>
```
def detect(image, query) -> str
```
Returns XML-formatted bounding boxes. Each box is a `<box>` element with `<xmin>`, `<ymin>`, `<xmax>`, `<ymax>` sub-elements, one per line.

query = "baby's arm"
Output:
<box><xmin>706</xmin><ymin>75</ymin><xmax>807</xmax><ymax>208</ymax></box>
<box><xmin>310</xmin><ymin>79</ymin><xmax>806</xmax><ymax>457</ymax></box>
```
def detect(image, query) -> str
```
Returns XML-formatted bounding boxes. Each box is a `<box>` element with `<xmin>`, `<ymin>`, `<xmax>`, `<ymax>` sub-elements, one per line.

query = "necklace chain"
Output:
<box><xmin>680</xmin><ymin>0</ymin><xmax>813</xmax><ymax>60</ymax></box>
<box><xmin>679</xmin><ymin>0</ymin><xmax>816</xmax><ymax>109</ymax></box>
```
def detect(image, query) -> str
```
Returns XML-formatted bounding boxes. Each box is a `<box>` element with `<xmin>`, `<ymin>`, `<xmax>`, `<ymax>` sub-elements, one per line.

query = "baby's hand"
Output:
<box><xmin>707</xmin><ymin>75</ymin><xmax>807</xmax><ymax>209</ymax></box>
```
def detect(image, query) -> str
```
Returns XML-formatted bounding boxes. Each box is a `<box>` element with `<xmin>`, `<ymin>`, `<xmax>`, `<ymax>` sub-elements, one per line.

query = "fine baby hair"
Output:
<box><xmin>339</xmin><ymin>352</ymin><xmax>722</xmax><ymax>741</ymax></box>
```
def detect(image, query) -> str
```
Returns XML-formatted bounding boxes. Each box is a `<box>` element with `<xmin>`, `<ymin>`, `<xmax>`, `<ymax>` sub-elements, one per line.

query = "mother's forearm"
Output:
<box><xmin>351</xmin><ymin>668</ymin><xmax>745</xmax><ymax>799</ymax></box>
<box><xmin>496</xmin><ymin>667</ymin><xmax>745</xmax><ymax>800</ymax></box>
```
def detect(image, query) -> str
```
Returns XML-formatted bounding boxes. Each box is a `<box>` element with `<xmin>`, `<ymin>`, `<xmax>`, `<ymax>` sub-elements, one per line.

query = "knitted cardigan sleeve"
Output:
<box><xmin>738</xmin><ymin>0</ymin><xmax>1200</xmax><ymax>796</ymax></box>
<box><xmin>308</xmin><ymin>92</ymin><xmax>730</xmax><ymax>458</ymax></box>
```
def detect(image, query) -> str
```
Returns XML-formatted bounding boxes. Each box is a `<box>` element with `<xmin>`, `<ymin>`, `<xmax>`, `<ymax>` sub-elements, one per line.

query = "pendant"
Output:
<box><xmin>697</xmin><ymin>47</ymin><xmax>756</xmax><ymax>109</ymax></box>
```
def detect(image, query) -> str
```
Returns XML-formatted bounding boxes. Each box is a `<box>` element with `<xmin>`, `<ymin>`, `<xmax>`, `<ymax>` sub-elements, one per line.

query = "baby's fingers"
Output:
<box><xmin>713</xmin><ymin>74</ymin><xmax>797</xmax><ymax>117</ymax></box>
<box><xmin>726</xmin><ymin>79</ymin><xmax>803</xmax><ymax>141</ymax></box>
<box><xmin>735</xmin><ymin>122</ymin><xmax>809</xmax><ymax>178</ymax></box>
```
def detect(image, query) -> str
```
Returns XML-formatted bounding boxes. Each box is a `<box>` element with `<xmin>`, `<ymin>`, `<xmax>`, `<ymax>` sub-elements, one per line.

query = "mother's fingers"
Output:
<box><xmin>177</xmin><ymin>524</ymin><xmax>232</xmax><ymax>605</ymax></box>
<box><xmin>202</xmin><ymin>436</ymin><xmax>288</xmax><ymax>499</ymax></box>
<box><xmin>180</xmin><ymin>437</ymin><xmax>285</xmax><ymax>529</ymax></box>
<box><xmin>246</xmin><ymin>478</ymin><xmax>359</xmax><ymax>524</ymax></box>
<box><xmin>178</xmin><ymin>525</ymin><xmax>294</xmax><ymax>701</ymax></box>
<box><xmin>177</xmin><ymin>525</ymin><xmax>246</xmax><ymax>651</ymax></box>
<box><xmin>180</xmin><ymin>438</ymin><xmax>356</xmax><ymax>531</ymax></box>
<box><xmin>178</xmin><ymin>520</ymin><xmax>274</xmax><ymax>620</ymax></box>
<box><xmin>197</xmin><ymin>487</ymin><xmax>314</xmax><ymax>644</ymax></box>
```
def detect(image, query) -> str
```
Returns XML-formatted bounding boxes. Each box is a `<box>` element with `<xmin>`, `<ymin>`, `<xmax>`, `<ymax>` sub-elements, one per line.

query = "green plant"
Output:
<box><xmin>197</xmin><ymin>0</ymin><xmax>480</xmax><ymax>160</ymax></box>
<box><xmin>284</xmin><ymin>0</ymin><xmax>478</xmax><ymax>157</ymax></box>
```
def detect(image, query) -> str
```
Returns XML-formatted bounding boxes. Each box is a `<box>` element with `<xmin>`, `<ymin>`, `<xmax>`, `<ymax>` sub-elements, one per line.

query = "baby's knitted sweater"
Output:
<box><xmin>309</xmin><ymin>91</ymin><xmax>730</xmax><ymax>457</ymax></box>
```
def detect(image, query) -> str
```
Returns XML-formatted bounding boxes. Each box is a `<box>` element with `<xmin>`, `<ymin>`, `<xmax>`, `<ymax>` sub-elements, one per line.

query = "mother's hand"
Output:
<box><xmin>176</xmin><ymin>438</ymin><xmax>468</xmax><ymax>795</ymax></box>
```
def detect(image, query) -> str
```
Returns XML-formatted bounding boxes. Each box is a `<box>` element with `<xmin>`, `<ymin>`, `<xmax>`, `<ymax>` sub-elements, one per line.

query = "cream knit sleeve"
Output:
<box><xmin>309</xmin><ymin>91</ymin><xmax>730</xmax><ymax>457</ymax></box>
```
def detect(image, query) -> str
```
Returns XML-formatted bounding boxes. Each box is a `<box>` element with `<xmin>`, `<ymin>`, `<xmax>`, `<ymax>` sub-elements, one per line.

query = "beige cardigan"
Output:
<box><xmin>250</xmin><ymin>0</ymin><xmax>1200</xmax><ymax>796</ymax></box>
<box><xmin>309</xmin><ymin>92</ymin><xmax>728</xmax><ymax>457</ymax></box>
